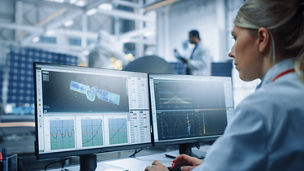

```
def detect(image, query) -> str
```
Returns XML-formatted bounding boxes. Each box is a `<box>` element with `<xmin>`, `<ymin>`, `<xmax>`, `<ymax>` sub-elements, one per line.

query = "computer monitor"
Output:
<box><xmin>34</xmin><ymin>63</ymin><xmax>151</xmax><ymax>170</ymax></box>
<box><xmin>149</xmin><ymin>74</ymin><xmax>234</xmax><ymax>157</ymax></box>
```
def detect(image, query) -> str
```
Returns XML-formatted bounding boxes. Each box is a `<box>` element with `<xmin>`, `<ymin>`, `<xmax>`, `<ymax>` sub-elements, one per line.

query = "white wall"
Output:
<box><xmin>157</xmin><ymin>0</ymin><xmax>227</xmax><ymax>62</ymax></box>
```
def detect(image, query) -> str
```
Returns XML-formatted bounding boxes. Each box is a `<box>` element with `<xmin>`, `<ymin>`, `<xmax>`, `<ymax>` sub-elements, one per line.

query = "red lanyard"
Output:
<box><xmin>272</xmin><ymin>68</ymin><xmax>295</xmax><ymax>82</ymax></box>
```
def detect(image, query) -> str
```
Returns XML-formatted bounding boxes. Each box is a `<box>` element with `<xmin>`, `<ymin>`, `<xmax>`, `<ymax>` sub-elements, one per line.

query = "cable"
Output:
<box><xmin>44</xmin><ymin>160</ymin><xmax>61</xmax><ymax>170</ymax></box>
<box><xmin>43</xmin><ymin>158</ymin><xmax>70</xmax><ymax>171</ymax></box>
<box><xmin>61</xmin><ymin>158</ymin><xmax>71</xmax><ymax>171</ymax></box>
<box><xmin>194</xmin><ymin>142</ymin><xmax>200</xmax><ymax>149</ymax></box>
<box><xmin>129</xmin><ymin>149</ymin><xmax>143</xmax><ymax>158</ymax></box>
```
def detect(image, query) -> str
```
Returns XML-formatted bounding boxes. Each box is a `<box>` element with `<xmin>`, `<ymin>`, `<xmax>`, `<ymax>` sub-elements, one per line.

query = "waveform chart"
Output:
<box><xmin>50</xmin><ymin>120</ymin><xmax>75</xmax><ymax>150</ymax></box>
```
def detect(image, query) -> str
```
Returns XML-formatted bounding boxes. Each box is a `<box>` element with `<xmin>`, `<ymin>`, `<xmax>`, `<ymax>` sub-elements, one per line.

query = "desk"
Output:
<box><xmin>47</xmin><ymin>146</ymin><xmax>210</xmax><ymax>171</ymax></box>
<box><xmin>48</xmin><ymin>152</ymin><xmax>173</xmax><ymax>171</ymax></box>
<box><xmin>104</xmin><ymin>152</ymin><xmax>173</xmax><ymax>171</ymax></box>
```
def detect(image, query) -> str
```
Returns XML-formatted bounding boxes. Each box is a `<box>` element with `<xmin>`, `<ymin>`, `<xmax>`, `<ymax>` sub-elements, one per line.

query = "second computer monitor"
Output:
<box><xmin>149</xmin><ymin>74</ymin><xmax>234</xmax><ymax>146</ymax></box>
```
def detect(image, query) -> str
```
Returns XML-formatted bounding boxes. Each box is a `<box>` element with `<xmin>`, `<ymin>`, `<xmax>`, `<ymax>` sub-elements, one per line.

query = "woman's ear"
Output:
<box><xmin>257</xmin><ymin>27</ymin><xmax>271</xmax><ymax>54</ymax></box>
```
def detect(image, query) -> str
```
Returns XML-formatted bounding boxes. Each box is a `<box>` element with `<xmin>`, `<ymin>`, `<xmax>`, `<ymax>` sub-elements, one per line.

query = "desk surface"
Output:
<box><xmin>48</xmin><ymin>152</ymin><xmax>173</xmax><ymax>171</ymax></box>
<box><xmin>47</xmin><ymin>146</ymin><xmax>210</xmax><ymax>171</ymax></box>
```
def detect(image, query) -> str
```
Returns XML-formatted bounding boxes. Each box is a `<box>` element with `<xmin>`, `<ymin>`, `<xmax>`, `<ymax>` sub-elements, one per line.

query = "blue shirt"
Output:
<box><xmin>194</xmin><ymin>58</ymin><xmax>304</xmax><ymax>171</ymax></box>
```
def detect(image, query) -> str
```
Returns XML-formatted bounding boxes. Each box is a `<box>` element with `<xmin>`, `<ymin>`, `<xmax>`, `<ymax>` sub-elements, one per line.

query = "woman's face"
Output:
<box><xmin>229</xmin><ymin>26</ymin><xmax>263</xmax><ymax>81</ymax></box>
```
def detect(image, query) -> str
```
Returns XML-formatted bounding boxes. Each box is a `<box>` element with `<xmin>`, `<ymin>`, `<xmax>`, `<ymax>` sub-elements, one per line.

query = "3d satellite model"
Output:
<box><xmin>70</xmin><ymin>81</ymin><xmax>120</xmax><ymax>105</ymax></box>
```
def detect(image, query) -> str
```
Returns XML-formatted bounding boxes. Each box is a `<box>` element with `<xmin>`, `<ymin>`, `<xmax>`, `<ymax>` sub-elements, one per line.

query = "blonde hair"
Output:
<box><xmin>234</xmin><ymin>0</ymin><xmax>304</xmax><ymax>83</ymax></box>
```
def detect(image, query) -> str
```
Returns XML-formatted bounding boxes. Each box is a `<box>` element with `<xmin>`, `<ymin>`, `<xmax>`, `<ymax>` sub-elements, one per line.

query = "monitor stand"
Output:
<box><xmin>179</xmin><ymin>143</ymin><xmax>206</xmax><ymax>159</ymax></box>
<box><xmin>80</xmin><ymin>154</ymin><xmax>97</xmax><ymax>171</ymax></box>
<box><xmin>165</xmin><ymin>143</ymin><xmax>206</xmax><ymax>159</ymax></box>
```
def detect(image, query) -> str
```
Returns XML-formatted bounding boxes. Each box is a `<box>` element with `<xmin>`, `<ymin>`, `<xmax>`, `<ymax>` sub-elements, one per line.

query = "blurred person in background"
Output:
<box><xmin>174</xmin><ymin>30</ymin><xmax>211</xmax><ymax>75</ymax></box>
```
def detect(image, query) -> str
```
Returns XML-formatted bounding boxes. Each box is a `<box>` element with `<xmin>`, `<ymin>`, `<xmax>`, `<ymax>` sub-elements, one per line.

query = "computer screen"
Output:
<box><xmin>34</xmin><ymin>63</ymin><xmax>151</xmax><ymax>160</ymax></box>
<box><xmin>149</xmin><ymin>74</ymin><xmax>234</xmax><ymax>146</ymax></box>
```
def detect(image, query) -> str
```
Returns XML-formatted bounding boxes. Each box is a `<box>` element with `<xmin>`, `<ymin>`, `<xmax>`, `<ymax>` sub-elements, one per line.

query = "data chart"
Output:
<box><xmin>81</xmin><ymin>119</ymin><xmax>103</xmax><ymax>147</ymax></box>
<box><xmin>109</xmin><ymin>118</ymin><xmax>128</xmax><ymax>145</ymax></box>
<box><xmin>50</xmin><ymin>120</ymin><xmax>75</xmax><ymax>150</ymax></box>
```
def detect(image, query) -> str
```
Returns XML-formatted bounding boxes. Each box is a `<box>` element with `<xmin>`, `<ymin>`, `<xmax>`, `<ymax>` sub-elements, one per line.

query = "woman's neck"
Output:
<box><xmin>260</xmin><ymin>53</ymin><xmax>292</xmax><ymax>79</ymax></box>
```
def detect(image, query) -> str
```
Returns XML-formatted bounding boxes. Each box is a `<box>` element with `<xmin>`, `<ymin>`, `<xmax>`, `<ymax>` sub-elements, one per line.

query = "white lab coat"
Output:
<box><xmin>187</xmin><ymin>42</ymin><xmax>211</xmax><ymax>76</ymax></box>
<box><xmin>194</xmin><ymin>58</ymin><xmax>304</xmax><ymax>170</ymax></box>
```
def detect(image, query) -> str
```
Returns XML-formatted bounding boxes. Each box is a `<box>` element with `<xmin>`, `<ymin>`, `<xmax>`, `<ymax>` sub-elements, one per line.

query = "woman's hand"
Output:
<box><xmin>145</xmin><ymin>160</ymin><xmax>169</xmax><ymax>171</ymax></box>
<box><xmin>171</xmin><ymin>154</ymin><xmax>203</xmax><ymax>171</ymax></box>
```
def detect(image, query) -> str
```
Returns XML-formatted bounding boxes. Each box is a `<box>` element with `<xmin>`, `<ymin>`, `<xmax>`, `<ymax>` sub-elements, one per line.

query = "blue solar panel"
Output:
<box><xmin>6</xmin><ymin>46</ymin><xmax>78</xmax><ymax>113</ymax></box>
<box><xmin>170</xmin><ymin>62</ymin><xmax>186</xmax><ymax>75</ymax></box>
<box><xmin>211</xmin><ymin>60</ymin><xmax>233</xmax><ymax>77</ymax></box>
<box><xmin>170</xmin><ymin>61</ymin><xmax>233</xmax><ymax>77</ymax></box>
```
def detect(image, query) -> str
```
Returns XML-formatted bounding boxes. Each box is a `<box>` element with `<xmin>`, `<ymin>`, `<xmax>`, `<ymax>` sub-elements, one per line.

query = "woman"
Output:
<box><xmin>145</xmin><ymin>0</ymin><xmax>304</xmax><ymax>170</ymax></box>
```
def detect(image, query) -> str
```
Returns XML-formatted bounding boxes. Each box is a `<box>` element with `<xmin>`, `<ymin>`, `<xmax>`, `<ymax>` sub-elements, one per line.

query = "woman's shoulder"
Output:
<box><xmin>239</xmin><ymin>76</ymin><xmax>304</xmax><ymax>113</ymax></box>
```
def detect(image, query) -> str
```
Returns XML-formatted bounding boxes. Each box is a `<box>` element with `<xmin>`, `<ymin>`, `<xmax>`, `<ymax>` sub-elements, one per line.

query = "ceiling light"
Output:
<box><xmin>82</xmin><ymin>50</ymin><xmax>90</xmax><ymax>56</ymax></box>
<box><xmin>32</xmin><ymin>37</ymin><xmax>40</xmax><ymax>43</ymax></box>
<box><xmin>98</xmin><ymin>3</ymin><xmax>112</xmax><ymax>11</ymax></box>
<box><xmin>48</xmin><ymin>0</ymin><xmax>64</xmax><ymax>3</ymax></box>
<box><xmin>86</xmin><ymin>8</ymin><xmax>97</xmax><ymax>16</ymax></box>
<box><xmin>46</xmin><ymin>30</ymin><xmax>55</xmax><ymax>36</ymax></box>
<box><xmin>144</xmin><ymin>31</ymin><xmax>154</xmax><ymax>37</ymax></box>
<box><xmin>70</xmin><ymin>0</ymin><xmax>77</xmax><ymax>4</ymax></box>
<box><xmin>75</xmin><ymin>0</ymin><xmax>85</xmax><ymax>6</ymax></box>
<box><xmin>64</xmin><ymin>20</ymin><xmax>74</xmax><ymax>27</ymax></box>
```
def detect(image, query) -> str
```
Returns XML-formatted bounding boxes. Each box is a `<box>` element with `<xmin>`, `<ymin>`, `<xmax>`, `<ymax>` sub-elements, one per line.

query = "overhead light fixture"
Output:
<box><xmin>70</xmin><ymin>0</ymin><xmax>77</xmax><ymax>4</ymax></box>
<box><xmin>82</xmin><ymin>50</ymin><xmax>90</xmax><ymax>56</ymax></box>
<box><xmin>75</xmin><ymin>0</ymin><xmax>85</xmax><ymax>6</ymax></box>
<box><xmin>86</xmin><ymin>8</ymin><xmax>97</xmax><ymax>16</ymax></box>
<box><xmin>98</xmin><ymin>3</ymin><xmax>112</xmax><ymax>11</ymax></box>
<box><xmin>48</xmin><ymin>0</ymin><xmax>64</xmax><ymax>3</ymax></box>
<box><xmin>32</xmin><ymin>37</ymin><xmax>40</xmax><ymax>43</ymax></box>
<box><xmin>144</xmin><ymin>30</ymin><xmax>154</xmax><ymax>37</ymax></box>
<box><xmin>46</xmin><ymin>30</ymin><xmax>55</xmax><ymax>36</ymax></box>
<box><xmin>64</xmin><ymin>20</ymin><xmax>74</xmax><ymax>27</ymax></box>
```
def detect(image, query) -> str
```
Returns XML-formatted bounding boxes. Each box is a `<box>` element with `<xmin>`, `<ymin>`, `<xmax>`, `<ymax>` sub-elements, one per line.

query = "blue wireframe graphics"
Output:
<box><xmin>70</xmin><ymin>81</ymin><xmax>120</xmax><ymax>105</ymax></box>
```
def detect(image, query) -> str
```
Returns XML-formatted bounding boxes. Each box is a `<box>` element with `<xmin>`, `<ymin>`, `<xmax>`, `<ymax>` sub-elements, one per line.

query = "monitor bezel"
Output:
<box><xmin>34</xmin><ymin>62</ymin><xmax>152</xmax><ymax>160</ymax></box>
<box><xmin>148</xmin><ymin>74</ymin><xmax>233</xmax><ymax>147</ymax></box>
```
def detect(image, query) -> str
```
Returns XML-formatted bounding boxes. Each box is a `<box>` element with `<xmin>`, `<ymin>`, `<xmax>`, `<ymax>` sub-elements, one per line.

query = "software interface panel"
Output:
<box><xmin>35</xmin><ymin>64</ymin><xmax>151</xmax><ymax>154</ymax></box>
<box><xmin>149</xmin><ymin>75</ymin><xmax>234</xmax><ymax>143</ymax></box>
